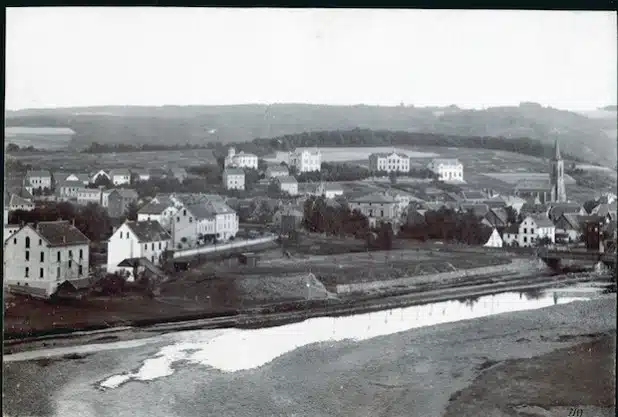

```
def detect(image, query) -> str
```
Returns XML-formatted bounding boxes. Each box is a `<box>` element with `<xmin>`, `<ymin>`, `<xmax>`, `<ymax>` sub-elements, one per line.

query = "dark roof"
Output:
<box><xmin>138</xmin><ymin>199</ymin><xmax>171</xmax><ymax>215</ymax></box>
<box><xmin>515</xmin><ymin>179</ymin><xmax>551</xmax><ymax>191</ymax></box>
<box><xmin>549</xmin><ymin>203</ymin><xmax>583</xmax><ymax>219</ymax></box>
<box><xmin>524</xmin><ymin>215</ymin><xmax>554</xmax><ymax>228</ymax></box>
<box><xmin>277</xmin><ymin>175</ymin><xmax>298</xmax><ymax>185</ymax></box>
<box><xmin>35</xmin><ymin>221</ymin><xmax>90</xmax><ymax>246</ymax></box>
<box><xmin>560</xmin><ymin>213</ymin><xmax>582</xmax><ymax>231</ymax></box>
<box><xmin>459</xmin><ymin>203</ymin><xmax>490</xmax><ymax>217</ymax></box>
<box><xmin>369</xmin><ymin>151</ymin><xmax>409</xmax><ymax>159</ymax></box>
<box><xmin>9</xmin><ymin>194</ymin><xmax>34</xmax><ymax>207</ymax></box>
<box><xmin>349</xmin><ymin>192</ymin><xmax>397</xmax><ymax>204</ymax></box>
<box><xmin>26</xmin><ymin>170</ymin><xmax>51</xmax><ymax>179</ymax></box>
<box><xmin>503</xmin><ymin>224</ymin><xmax>520</xmax><ymax>234</ymax></box>
<box><xmin>109</xmin><ymin>189</ymin><xmax>139</xmax><ymax>199</ymax></box>
<box><xmin>520</xmin><ymin>203</ymin><xmax>549</xmax><ymax>214</ymax></box>
<box><xmin>488</xmin><ymin>207</ymin><xmax>509</xmax><ymax>224</ymax></box>
<box><xmin>461</xmin><ymin>190</ymin><xmax>487</xmax><ymax>200</ymax></box>
<box><xmin>57</xmin><ymin>179</ymin><xmax>86</xmax><ymax>188</ymax></box>
<box><xmin>56</xmin><ymin>278</ymin><xmax>92</xmax><ymax>292</ymax></box>
<box><xmin>125</xmin><ymin>220</ymin><xmax>171</xmax><ymax>242</ymax></box>
<box><xmin>224</xmin><ymin>168</ymin><xmax>245</xmax><ymax>176</ymax></box>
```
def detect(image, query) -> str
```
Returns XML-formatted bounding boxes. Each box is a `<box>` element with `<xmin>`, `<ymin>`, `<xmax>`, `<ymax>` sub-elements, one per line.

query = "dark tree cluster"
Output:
<box><xmin>6</xmin><ymin>143</ymin><xmax>43</xmax><ymax>153</ymax></box>
<box><xmin>9</xmin><ymin>202</ymin><xmax>113</xmax><ymax>242</ymax></box>
<box><xmin>294</xmin><ymin>163</ymin><xmax>438</xmax><ymax>183</ymax></box>
<box><xmin>82</xmin><ymin>142</ymin><xmax>205</xmax><ymax>154</ymax></box>
<box><xmin>302</xmin><ymin>196</ymin><xmax>370</xmax><ymax>238</ymax></box>
<box><xmin>400</xmin><ymin>207</ymin><xmax>492</xmax><ymax>245</ymax></box>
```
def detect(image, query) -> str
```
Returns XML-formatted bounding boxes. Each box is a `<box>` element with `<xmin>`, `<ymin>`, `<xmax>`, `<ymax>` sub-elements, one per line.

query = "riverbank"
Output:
<box><xmin>3</xmin><ymin>292</ymin><xmax>615</xmax><ymax>417</ymax></box>
<box><xmin>4</xmin><ymin>269</ymin><xmax>613</xmax><ymax>355</ymax></box>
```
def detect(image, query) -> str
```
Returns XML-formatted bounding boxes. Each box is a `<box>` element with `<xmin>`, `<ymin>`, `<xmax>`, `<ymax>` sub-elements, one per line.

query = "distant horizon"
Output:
<box><xmin>5</xmin><ymin>101</ymin><xmax>617</xmax><ymax>113</ymax></box>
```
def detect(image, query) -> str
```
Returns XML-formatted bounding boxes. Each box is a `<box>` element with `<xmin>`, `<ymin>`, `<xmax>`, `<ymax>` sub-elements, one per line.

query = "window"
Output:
<box><xmin>25</xmin><ymin>267</ymin><xmax>29</xmax><ymax>278</ymax></box>
<box><xmin>69</xmin><ymin>250</ymin><xmax>73</xmax><ymax>258</ymax></box>
<box><xmin>189</xmin><ymin>217</ymin><xmax>193</xmax><ymax>223</ymax></box>
<box><xmin>523</xmin><ymin>236</ymin><xmax>527</xmax><ymax>243</ymax></box>
<box><xmin>25</xmin><ymin>237</ymin><xmax>30</xmax><ymax>248</ymax></box>
<box><xmin>531</xmin><ymin>228</ymin><xmax>535</xmax><ymax>234</ymax></box>
<box><xmin>177</xmin><ymin>217</ymin><xmax>180</xmax><ymax>222</ymax></box>
<box><xmin>69</xmin><ymin>260</ymin><xmax>72</xmax><ymax>268</ymax></box>
<box><xmin>40</xmin><ymin>268</ymin><xmax>44</xmax><ymax>278</ymax></box>
<box><xmin>159</xmin><ymin>242</ymin><xmax>162</xmax><ymax>250</ymax></box>
<box><xmin>57</xmin><ymin>267</ymin><xmax>60</xmax><ymax>279</ymax></box>
<box><xmin>151</xmin><ymin>243</ymin><xmax>155</xmax><ymax>250</ymax></box>
<box><xmin>78</xmin><ymin>265</ymin><xmax>83</xmax><ymax>276</ymax></box>
<box><xmin>57</xmin><ymin>251</ymin><xmax>61</xmax><ymax>262</ymax></box>
<box><xmin>151</xmin><ymin>256</ymin><xmax>155</xmax><ymax>263</ymax></box>
<box><xmin>120</xmin><ymin>231</ymin><xmax>123</xmax><ymax>238</ymax></box>
<box><xmin>126</xmin><ymin>233</ymin><xmax>129</xmax><ymax>239</ymax></box>
<box><xmin>79</xmin><ymin>249</ymin><xmax>83</xmax><ymax>259</ymax></box>
<box><xmin>39</xmin><ymin>239</ymin><xmax>42</xmax><ymax>245</ymax></box>
<box><xmin>25</xmin><ymin>251</ymin><xmax>30</xmax><ymax>261</ymax></box>
<box><xmin>13</xmin><ymin>238</ymin><xmax>16</xmax><ymax>244</ymax></box>
<box><xmin>380</xmin><ymin>210</ymin><xmax>384</xmax><ymax>217</ymax></box>
<box><xmin>144</xmin><ymin>244</ymin><xmax>148</xmax><ymax>250</ymax></box>
<box><xmin>523</xmin><ymin>228</ymin><xmax>527</xmax><ymax>234</ymax></box>
<box><xmin>183</xmin><ymin>209</ymin><xmax>187</xmax><ymax>216</ymax></box>
<box><xmin>40</xmin><ymin>252</ymin><xmax>44</xmax><ymax>262</ymax></box>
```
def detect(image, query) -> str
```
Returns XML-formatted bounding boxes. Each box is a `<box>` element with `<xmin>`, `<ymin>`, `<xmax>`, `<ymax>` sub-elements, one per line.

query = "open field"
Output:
<box><xmin>482</xmin><ymin>172</ymin><xmax>577</xmax><ymax>185</ymax></box>
<box><xmin>8</xmin><ymin>148</ymin><xmax>216</xmax><ymax>172</ymax></box>
<box><xmin>264</xmin><ymin>147</ymin><xmax>440</xmax><ymax>164</ymax></box>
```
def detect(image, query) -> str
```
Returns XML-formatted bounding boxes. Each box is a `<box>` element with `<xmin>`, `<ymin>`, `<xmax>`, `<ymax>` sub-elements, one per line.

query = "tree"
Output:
<box><xmin>583</xmin><ymin>199</ymin><xmax>598</xmax><ymax>214</ymax></box>
<box><xmin>504</xmin><ymin>206</ymin><xmax>518</xmax><ymax>224</ymax></box>
<box><xmin>6</xmin><ymin>143</ymin><xmax>20</xmax><ymax>153</ymax></box>
<box><xmin>125</xmin><ymin>201</ymin><xmax>139</xmax><ymax>221</ymax></box>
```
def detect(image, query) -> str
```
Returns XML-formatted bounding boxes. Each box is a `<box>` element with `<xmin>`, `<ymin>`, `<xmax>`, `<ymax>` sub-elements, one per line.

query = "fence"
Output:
<box><xmin>172</xmin><ymin>236</ymin><xmax>278</xmax><ymax>259</ymax></box>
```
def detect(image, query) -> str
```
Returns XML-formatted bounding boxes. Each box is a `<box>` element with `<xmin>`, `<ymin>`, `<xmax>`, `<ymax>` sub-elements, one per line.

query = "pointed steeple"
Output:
<box><xmin>553</xmin><ymin>138</ymin><xmax>561</xmax><ymax>160</ymax></box>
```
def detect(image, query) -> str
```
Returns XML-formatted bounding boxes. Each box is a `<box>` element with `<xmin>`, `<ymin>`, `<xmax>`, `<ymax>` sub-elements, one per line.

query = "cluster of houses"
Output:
<box><xmin>368</xmin><ymin>150</ymin><xmax>464</xmax><ymax>182</ymax></box>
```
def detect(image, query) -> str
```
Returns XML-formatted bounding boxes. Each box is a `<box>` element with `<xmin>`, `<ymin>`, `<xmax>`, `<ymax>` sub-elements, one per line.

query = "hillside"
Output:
<box><xmin>5</xmin><ymin>103</ymin><xmax>616</xmax><ymax>166</ymax></box>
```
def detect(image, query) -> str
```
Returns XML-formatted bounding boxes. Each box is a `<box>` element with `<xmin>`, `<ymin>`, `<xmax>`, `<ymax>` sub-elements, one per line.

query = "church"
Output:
<box><xmin>513</xmin><ymin>139</ymin><xmax>567</xmax><ymax>204</ymax></box>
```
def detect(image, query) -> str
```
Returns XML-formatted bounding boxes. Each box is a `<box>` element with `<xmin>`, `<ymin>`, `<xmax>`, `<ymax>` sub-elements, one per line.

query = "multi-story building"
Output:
<box><xmin>24</xmin><ymin>170</ymin><xmax>52</xmax><ymax>194</ymax></box>
<box><xmin>8</xmin><ymin>193</ymin><xmax>35</xmax><ymax>213</ymax></box>
<box><xmin>314</xmin><ymin>182</ymin><xmax>344</xmax><ymax>199</ymax></box>
<box><xmin>277</xmin><ymin>176</ymin><xmax>299</xmax><ymax>196</ymax></box>
<box><xmin>223</xmin><ymin>168</ymin><xmax>246</xmax><ymax>190</ymax></box>
<box><xmin>518</xmin><ymin>215</ymin><xmax>556</xmax><ymax>247</ymax></box>
<box><xmin>347</xmin><ymin>192</ymin><xmax>400</xmax><ymax>228</ymax></box>
<box><xmin>136</xmin><ymin>194</ymin><xmax>176</xmax><ymax>230</ymax></box>
<box><xmin>427</xmin><ymin>159</ymin><xmax>464</xmax><ymax>182</ymax></box>
<box><xmin>224</xmin><ymin>148</ymin><xmax>259</xmax><ymax>169</ymax></box>
<box><xmin>57</xmin><ymin>179</ymin><xmax>86</xmax><ymax>200</ymax></box>
<box><xmin>289</xmin><ymin>148</ymin><xmax>321</xmax><ymax>172</ymax></box>
<box><xmin>110</xmin><ymin>169</ymin><xmax>132</xmax><ymax>186</ymax></box>
<box><xmin>3</xmin><ymin>221</ymin><xmax>90</xmax><ymax>297</ymax></box>
<box><xmin>77</xmin><ymin>188</ymin><xmax>103</xmax><ymax>206</ymax></box>
<box><xmin>107</xmin><ymin>189</ymin><xmax>139</xmax><ymax>218</ymax></box>
<box><xmin>106</xmin><ymin>220</ymin><xmax>171</xmax><ymax>279</ymax></box>
<box><xmin>170</xmin><ymin>199</ymin><xmax>238</xmax><ymax>248</ymax></box>
<box><xmin>368</xmin><ymin>151</ymin><xmax>410</xmax><ymax>173</ymax></box>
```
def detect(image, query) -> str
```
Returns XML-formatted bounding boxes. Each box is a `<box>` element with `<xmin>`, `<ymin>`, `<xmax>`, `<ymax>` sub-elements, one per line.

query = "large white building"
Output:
<box><xmin>3</xmin><ymin>221</ymin><xmax>90</xmax><ymax>297</ymax></box>
<box><xmin>277</xmin><ymin>176</ymin><xmax>299</xmax><ymax>196</ymax></box>
<box><xmin>224</xmin><ymin>148</ymin><xmax>258</xmax><ymax>170</ymax></box>
<box><xmin>518</xmin><ymin>215</ymin><xmax>556</xmax><ymax>247</ymax></box>
<box><xmin>24</xmin><ymin>170</ymin><xmax>52</xmax><ymax>193</ymax></box>
<box><xmin>106</xmin><ymin>220</ymin><xmax>172</xmax><ymax>279</ymax></box>
<box><xmin>170</xmin><ymin>198</ymin><xmax>239</xmax><ymax>248</ymax></box>
<box><xmin>110</xmin><ymin>169</ymin><xmax>132</xmax><ymax>186</ymax></box>
<box><xmin>77</xmin><ymin>188</ymin><xmax>103</xmax><ymax>206</ymax></box>
<box><xmin>427</xmin><ymin>158</ymin><xmax>464</xmax><ymax>182</ymax></box>
<box><xmin>368</xmin><ymin>151</ymin><xmax>411</xmax><ymax>173</ymax></box>
<box><xmin>289</xmin><ymin>148</ymin><xmax>321</xmax><ymax>172</ymax></box>
<box><xmin>223</xmin><ymin>168</ymin><xmax>246</xmax><ymax>190</ymax></box>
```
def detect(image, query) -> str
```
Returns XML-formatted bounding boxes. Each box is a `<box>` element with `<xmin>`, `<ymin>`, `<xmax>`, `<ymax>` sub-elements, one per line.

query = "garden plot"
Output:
<box><xmin>482</xmin><ymin>172</ymin><xmax>576</xmax><ymax>185</ymax></box>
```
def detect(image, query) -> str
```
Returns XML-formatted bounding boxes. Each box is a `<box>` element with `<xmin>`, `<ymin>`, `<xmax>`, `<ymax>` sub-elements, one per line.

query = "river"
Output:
<box><xmin>3</xmin><ymin>281</ymin><xmax>615</xmax><ymax>417</ymax></box>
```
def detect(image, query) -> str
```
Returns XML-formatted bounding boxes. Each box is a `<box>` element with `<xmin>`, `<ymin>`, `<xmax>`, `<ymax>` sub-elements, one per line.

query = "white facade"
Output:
<box><xmin>369</xmin><ymin>152</ymin><xmax>411</xmax><ymax>173</ymax></box>
<box><xmin>427</xmin><ymin>159</ymin><xmax>464</xmax><ymax>182</ymax></box>
<box><xmin>170</xmin><ymin>202</ymin><xmax>239</xmax><ymax>248</ymax></box>
<box><xmin>4</xmin><ymin>225</ymin><xmax>89</xmax><ymax>296</ymax></box>
<box><xmin>224</xmin><ymin>148</ymin><xmax>259</xmax><ymax>169</ymax></box>
<box><xmin>266</xmin><ymin>166</ymin><xmax>289</xmax><ymax>179</ymax></box>
<box><xmin>138</xmin><ymin>172</ymin><xmax>151</xmax><ymax>181</ymax></box>
<box><xmin>289</xmin><ymin>148</ymin><xmax>321</xmax><ymax>172</ymax></box>
<box><xmin>223</xmin><ymin>169</ymin><xmax>246</xmax><ymax>190</ymax></box>
<box><xmin>59</xmin><ymin>182</ymin><xmax>85</xmax><ymax>199</ymax></box>
<box><xmin>111</xmin><ymin>171</ymin><xmax>131</xmax><ymax>186</ymax></box>
<box><xmin>315</xmin><ymin>182</ymin><xmax>344</xmax><ymax>199</ymax></box>
<box><xmin>278</xmin><ymin>178</ymin><xmax>299</xmax><ymax>196</ymax></box>
<box><xmin>106</xmin><ymin>222</ymin><xmax>171</xmax><ymax>279</ymax></box>
<box><xmin>483</xmin><ymin>228</ymin><xmax>504</xmax><ymax>248</ymax></box>
<box><xmin>9</xmin><ymin>195</ymin><xmax>35</xmax><ymax>212</ymax></box>
<box><xmin>77</xmin><ymin>189</ymin><xmax>102</xmax><ymax>205</ymax></box>
<box><xmin>24</xmin><ymin>171</ymin><xmax>52</xmax><ymax>193</ymax></box>
<box><xmin>101</xmin><ymin>189</ymin><xmax>115</xmax><ymax>208</ymax></box>
<box><xmin>518</xmin><ymin>216</ymin><xmax>556</xmax><ymax>247</ymax></box>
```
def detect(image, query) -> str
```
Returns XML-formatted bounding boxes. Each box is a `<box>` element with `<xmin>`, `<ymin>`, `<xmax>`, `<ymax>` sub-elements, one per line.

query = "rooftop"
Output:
<box><xmin>224</xmin><ymin>168</ymin><xmax>245</xmax><ymax>176</ymax></box>
<box><xmin>349</xmin><ymin>192</ymin><xmax>397</xmax><ymax>204</ymax></box>
<box><xmin>525</xmin><ymin>214</ymin><xmax>554</xmax><ymax>228</ymax></box>
<box><xmin>278</xmin><ymin>176</ymin><xmax>298</xmax><ymax>185</ymax></box>
<box><xmin>431</xmin><ymin>158</ymin><xmax>461</xmax><ymax>166</ymax></box>
<box><xmin>370</xmin><ymin>151</ymin><xmax>410</xmax><ymax>159</ymax></box>
<box><xmin>110</xmin><ymin>169</ymin><xmax>131</xmax><ymax>177</ymax></box>
<box><xmin>25</xmin><ymin>170</ymin><xmax>52</xmax><ymax>178</ymax></box>
<box><xmin>125</xmin><ymin>220</ymin><xmax>171</xmax><ymax>242</ymax></box>
<box><xmin>35</xmin><ymin>221</ymin><xmax>90</xmax><ymax>246</ymax></box>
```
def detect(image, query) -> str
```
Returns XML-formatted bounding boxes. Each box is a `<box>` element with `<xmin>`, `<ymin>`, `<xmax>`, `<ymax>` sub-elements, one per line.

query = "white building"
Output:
<box><xmin>136</xmin><ymin>170</ymin><xmax>151</xmax><ymax>182</ymax></box>
<box><xmin>223</xmin><ymin>168</ymin><xmax>246</xmax><ymax>190</ymax></box>
<box><xmin>101</xmin><ymin>189</ymin><xmax>116</xmax><ymax>208</ymax></box>
<box><xmin>265</xmin><ymin>165</ymin><xmax>289</xmax><ymax>179</ymax></box>
<box><xmin>77</xmin><ymin>188</ymin><xmax>103</xmax><ymax>206</ymax></box>
<box><xmin>110</xmin><ymin>169</ymin><xmax>132</xmax><ymax>186</ymax></box>
<box><xmin>90</xmin><ymin>170</ymin><xmax>111</xmax><ymax>184</ymax></box>
<box><xmin>482</xmin><ymin>228</ymin><xmax>504</xmax><ymax>248</ymax></box>
<box><xmin>106</xmin><ymin>220</ymin><xmax>171</xmax><ymax>279</ymax></box>
<box><xmin>224</xmin><ymin>148</ymin><xmax>259</xmax><ymax>169</ymax></box>
<box><xmin>289</xmin><ymin>148</ymin><xmax>321</xmax><ymax>172</ymax></box>
<box><xmin>24</xmin><ymin>170</ymin><xmax>52</xmax><ymax>193</ymax></box>
<box><xmin>3</xmin><ymin>221</ymin><xmax>90</xmax><ymax>297</ymax></box>
<box><xmin>500</xmin><ymin>224</ymin><xmax>520</xmax><ymax>246</ymax></box>
<box><xmin>427</xmin><ymin>159</ymin><xmax>464</xmax><ymax>182</ymax></box>
<box><xmin>137</xmin><ymin>195</ymin><xmax>177</xmax><ymax>230</ymax></box>
<box><xmin>57</xmin><ymin>179</ymin><xmax>86</xmax><ymax>199</ymax></box>
<box><xmin>518</xmin><ymin>215</ymin><xmax>556</xmax><ymax>247</ymax></box>
<box><xmin>277</xmin><ymin>176</ymin><xmax>299</xmax><ymax>196</ymax></box>
<box><xmin>368</xmin><ymin>151</ymin><xmax>411</xmax><ymax>173</ymax></box>
<box><xmin>170</xmin><ymin>199</ymin><xmax>239</xmax><ymax>248</ymax></box>
<box><xmin>315</xmin><ymin>182</ymin><xmax>344</xmax><ymax>199</ymax></box>
<box><xmin>8</xmin><ymin>194</ymin><xmax>35</xmax><ymax>212</ymax></box>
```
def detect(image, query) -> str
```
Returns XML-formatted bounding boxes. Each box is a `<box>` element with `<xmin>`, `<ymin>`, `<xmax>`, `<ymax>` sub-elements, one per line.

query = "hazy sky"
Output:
<box><xmin>6</xmin><ymin>8</ymin><xmax>617</xmax><ymax>111</ymax></box>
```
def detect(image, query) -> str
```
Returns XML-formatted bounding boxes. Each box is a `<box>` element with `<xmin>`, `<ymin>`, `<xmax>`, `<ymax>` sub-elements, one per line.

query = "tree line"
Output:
<box><xmin>81</xmin><ymin>142</ymin><xmax>207</xmax><ymax>154</ymax></box>
<box><xmin>302</xmin><ymin>196</ymin><xmax>370</xmax><ymax>238</ymax></box>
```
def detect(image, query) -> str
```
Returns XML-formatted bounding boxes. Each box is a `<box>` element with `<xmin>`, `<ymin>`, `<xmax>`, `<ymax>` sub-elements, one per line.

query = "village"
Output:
<box><xmin>3</xmin><ymin>139</ymin><xmax>617</xmax><ymax>338</ymax></box>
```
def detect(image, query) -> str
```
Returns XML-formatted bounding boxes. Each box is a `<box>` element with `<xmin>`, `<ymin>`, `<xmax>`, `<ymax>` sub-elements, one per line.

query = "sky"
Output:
<box><xmin>5</xmin><ymin>8</ymin><xmax>617</xmax><ymax>111</ymax></box>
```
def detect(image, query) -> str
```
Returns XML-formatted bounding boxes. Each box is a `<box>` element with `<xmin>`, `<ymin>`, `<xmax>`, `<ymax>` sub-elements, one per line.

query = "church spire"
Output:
<box><xmin>553</xmin><ymin>138</ymin><xmax>561</xmax><ymax>160</ymax></box>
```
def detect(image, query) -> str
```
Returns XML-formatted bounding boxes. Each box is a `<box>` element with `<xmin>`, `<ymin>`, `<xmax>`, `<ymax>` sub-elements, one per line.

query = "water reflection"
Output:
<box><xmin>99</xmin><ymin>288</ymin><xmax>594</xmax><ymax>389</ymax></box>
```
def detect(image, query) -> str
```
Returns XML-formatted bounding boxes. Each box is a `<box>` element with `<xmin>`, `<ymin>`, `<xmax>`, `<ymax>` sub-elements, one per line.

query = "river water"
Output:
<box><xmin>3</xmin><ymin>280</ymin><xmax>614</xmax><ymax>417</ymax></box>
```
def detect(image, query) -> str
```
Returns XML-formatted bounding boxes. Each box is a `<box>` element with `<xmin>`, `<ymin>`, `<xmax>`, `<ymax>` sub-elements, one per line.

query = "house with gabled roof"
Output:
<box><xmin>265</xmin><ymin>165</ymin><xmax>289</xmax><ymax>179</ymax></box>
<box><xmin>106</xmin><ymin>220</ymin><xmax>171</xmax><ymax>279</ymax></box>
<box><xmin>484</xmin><ymin>207</ymin><xmax>509</xmax><ymax>228</ymax></box>
<box><xmin>137</xmin><ymin>195</ymin><xmax>176</xmax><ymax>228</ymax></box>
<box><xmin>548</xmin><ymin>202</ymin><xmax>585</xmax><ymax>221</ymax></box>
<box><xmin>277</xmin><ymin>176</ymin><xmax>299</xmax><ymax>196</ymax></box>
<box><xmin>110</xmin><ymin>169</ymin><xmax>131</xmax><ymax>186</ymax></box>
<box><xmin>223</xmin><ymin>168</ymin><xmax>245</xmax><ymax>190</ymax></box>
<box><xmin>4</xmin><ymin>221</ymin><xmax>90</xmax><ymax>297</ymax></box>
<box><xmin>518</xmin><ymin>215</ymin><xmax>555</xmax><ymax>247</ymax></box>
<box><xmin>500</xmin><ymin>224</ymin><xmax>520</xmax><ymax>246</ymax></box>
<box><xmin>107</xmin><ymin>189</ymin><xmax>139</xmax><ymax>218</ymax></box>
<box><xmin>23</xmin><ymin>170</ymin><xmax>52</xmax><ymax>194</ymax></box>
<box><xmin>482</xmin><ymin>227</ymin><xmax>503</xmax><ymax>248</ymax></box>
<box><xmin>554</xmin><ymin>213</ymin><xmax>583</xmax><ymax>243</ymax></box>
<box><xmin>91</xmin><ymin>169</ymin><xmax>111</xmax><ymax>184</ymax></box>
<box><xmin>57</xmin><ymin>178</ymin><xmax>86</xmax><ymax>199</ymax></box>
<box><xmin>348</xmin><ymin>191</ymin><xmax>400</xmax><ymax>228</ymax></box>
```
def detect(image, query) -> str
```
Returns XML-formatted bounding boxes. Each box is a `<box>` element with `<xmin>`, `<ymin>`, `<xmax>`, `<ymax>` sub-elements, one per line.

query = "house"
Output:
<box><xmin>135</xmin><ymin>170</ymin><xmax>151</xmax><ymax>182</ymax></box>
<box><xmin>4</xmin><ymin>224</ymin><xmax>21</xmax><ymax>240</ymax></box>
<box><xmin>106</xmin><ymin>220</ymin><xmax>171</xmax><ymax>279</ymax></box>
<box><xmin>519</xmin><ymin>203</ymin><xmax>550</xmax><ymax>218</ymax></box>
<box><xmin>426</xmin><ymin>159</ymin><xmax>463</xmax><ymax>182</ymax></box>
<box><xmin>513</xmin><ymin>179</ymin><xmax>552</xmax><ymax>204</ymax></box>
<box><xmin>553</xmin><ymin>213</ymin><xmax>583</xmax><ymax>243</ymax></box>
<box><xmin>90</xmin><ymin>170</ymin><xmax>111</xmax><ymax>184</ymax></box>
<box><xmin>591</xmin><ymin>201</ymin><xmax>618</xmax><ymax>218</ymax></box>
<box><xmin>518</xmin><ymin>215</ymin><xmax>555</xmax><ymax>247</ymax></box>
<box><xmin>110</xmin><ymin>169</ymin><xmax>131</xmax><ymax>186</ymax></box>
<box><xmin>24</xmin><ymin>170</ymin><xmax>52</xmax><ymax>193</ymax></box>
<box><xmin>315</xmin><ymin>182</ymin><xmax>344</xmax><ymax>199</ymax></box>
<box><xmin>101</xmin><ymin>189</ymin><xmax>117</xmax><ymax>208</ymax></box>
<box><xmin>348</xmin><ymin>192</ymin><xmax>400</xmax><ymax>228</ymax></box>
<box><xmin>368</xmin><ymin>151</ymin><xmax>410</xmax><ymax>173</ymax></box>
<box><xmin>406</xmin><ymin>208</ymin><xmax>427</xmax><ymax>227</ymax></box>
<box><xmin>458</xmin><ymin>203</ymin><xmax>490</xmax><ymax>218</ymax></box>
<box><xmin>225</xmin><ymin>148</ymin><xmax>259</xmax><ymax>169</ymax></box>
<box><xmin>107</xmin><ymin>189</ymin><xmax>139</xmax><ymax>218</ymax></box>
<box><xmin>169</xmin><ymin>197</ymin><xmax>238</xmax><ymax>247</ymax></box>
<box><xmin>289</xmin><ymin>148</ymin><xmax>321</xmax><ymax>172</ymax></box>
<box><xmin>57</xmin><ymin>179</ymin><xmax>86</xmax><ymax>200</ymax></box>
<box><xmin>460</xmin><ymin>190</ymin><xmax>488</xmax><ymax>203</ymax></box>
<box><xmin>8</xmin><ymin>193</ymin><xmax>35</xmax><ymax>212</ymax></box>
<box><xmin>500</xmin><ymin>224</ymin><xmax>520</xmax><ymax>246</ymax></box>
<box><xmin>482</xmin><ymin>228</ymin><xmax>503</xmax><ymax>248</ymax></box>
<box><xmin>223</xmin><ymin>168</ymin><xmax>246</xmax><ymax>190</ymax></box>
<box><xmin>60</xmin><ymin>173</ymin><xmax>90</xmax><ymax>186</ymax></box>
<box><xmin>137</xmin><ymin>195</ymin><xmax>176</xmax><ymax>228</ymax></box>
<box><xmin>265</xmin><ymin>165</ymin><xmax>289</xmax><ymax>179</ymax></box>
<box><xmin>484</xmin><ymin>207</ymin><xmax>509</xmax><ymax>228</ymax></box>
<box><xmin>77</xmin><ymin>188</ymin><xmax>103</xmax><ymax>206</ymax></box>
<box><xmin>169</xmin><ymin>167</ymin><xmax>188</xmax><ymax>182</ymax></box>
<box><xmin>277</xmin><ymin>176</ymin><xmax>299</xmax><ymax>196</ymax></box>
<box><xmin>149</xmin><ymin>168</ymin><xmax>169</xmax><ymax>180</ymax></box>
<box><xmin>273</xmin><ymin>205</ymin><xmax>304</xmax><ymax>233</ymax></box>
<box><xmin>548</xmin><ymin>202</ymin><xmax>585</xmax><ymax>221</ymax></box>
<box><xmin>3</xmin><ymin>221</ymin><xmax>90</xmax><ymax>297</ymax></box>
<box><xmin>583</xmin><ymin>217</ymin><xmax>606</xmax><ymax>251</ymax></box>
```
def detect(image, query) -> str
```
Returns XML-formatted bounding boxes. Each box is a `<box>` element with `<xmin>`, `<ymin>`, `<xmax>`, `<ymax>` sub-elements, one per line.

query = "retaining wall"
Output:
<box><xmin>173</xmin><ymin>236</ymin><xmax>277</xmax><ymax>259</ymax></box>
